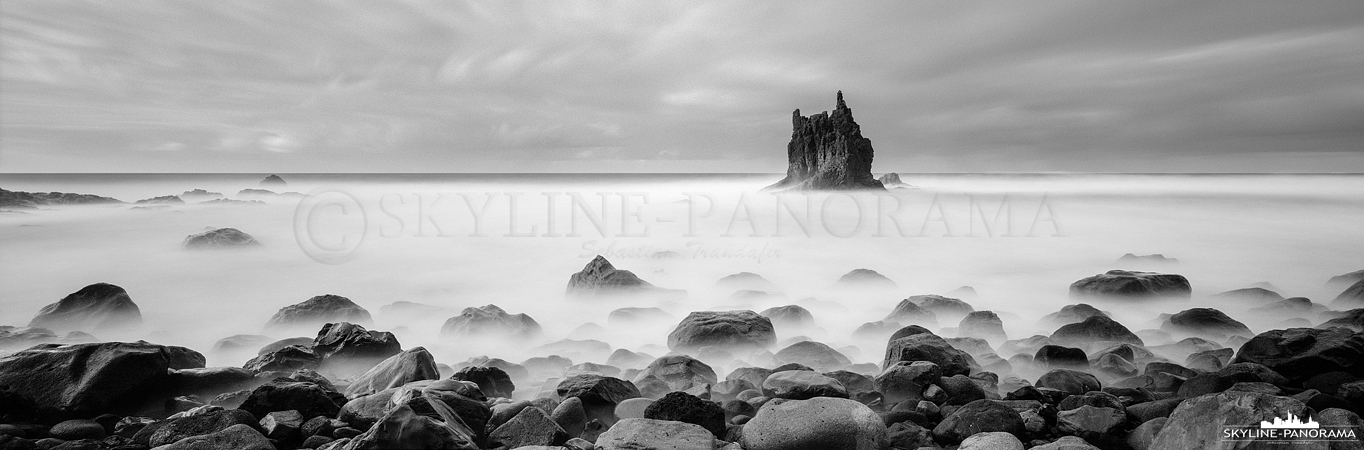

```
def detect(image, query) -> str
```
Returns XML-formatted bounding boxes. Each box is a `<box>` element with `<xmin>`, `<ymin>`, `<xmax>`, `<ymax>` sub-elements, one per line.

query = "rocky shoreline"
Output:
<box><xmin>1</xmin><ymin>258</ymin><xmax>1363</xmax><ymax>450</ymax></box>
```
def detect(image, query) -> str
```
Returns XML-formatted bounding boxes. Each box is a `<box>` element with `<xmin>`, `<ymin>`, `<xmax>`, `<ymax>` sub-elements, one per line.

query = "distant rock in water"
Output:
<box><xmin>1069</xmin><ymin>270</ymin><xmax>1191</xmax><ymax>299</ymax></box>
<box><xmin>179</xmin><ymin>189</ymin><xmax>224</xmax><ymax>201</ymax></box>
<box><xmin>238</xmin><ymin>188</ymin><xmax>276</xmax><ymax>196</ymax></box>
<box><xmin>1211</xmin><ymin>287</ymin><xmax>1283</xmax><ymax>302</ymax></box>
<box><xmin>715</xmin><ymin>272</ymin><xmax>778</xmax><ymax>292</ymax></box>
<box><xmin>1117</xmin><ymin>253</ymin><xmax>1179</xmax><ymax>265</ymax></box>
<box><xmin>835</xmin><ymin>269</ymin><xmax>898</xmax><ymax>289</ymax></box>
<box><xmin>440</xmin><ymin>304</ymin><xmax>542</xmax><ymax>339</ymax></box>
<box><xmin>182</xmin><ymin>227</ymin><xmax>261</xmax><ymax>249</ymax></box>
<box><xmin>134</xmin><ymin>195</ymin><xmax>184</xmax><ymax>205</ymax></box>
<box><xmin>0</xmin><ymin>188</ymin><xmax>123</xmax><ymax>209</ymax></box>
<box><xmin>765</xmin><ymin>91</ymin><xmax>884</xmax><ymax>191</ymax></box>
<box><xmin>566</xmin><ymin>255</ymin><xmax>682</xmax><ymax>299</ymax></box>
<box><xmin>197</xmin><ymin>198</ymin><xmax>265</xmax><ymax>205</ymax></box>
<box><xmin>260</xmin><ymin>174</ymin><xmax>287</xmax><ymax>186</ymax></box>
<box><xmin>29</xmin><ymin>283</ymin><xmax>142</xmax><ymax>334</ymax></box>
<box><xmin>264</xmin><ymin>294</ymin><xmax>372</xmax><ymax>333</ymax></box>
<box><xmin>878</xmin><ymin>173</ymin><xmax>908</xmax><ymax>187</ymax></box>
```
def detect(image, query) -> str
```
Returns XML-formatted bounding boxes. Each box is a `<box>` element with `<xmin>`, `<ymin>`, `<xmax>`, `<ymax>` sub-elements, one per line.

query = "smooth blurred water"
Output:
<box><xmin>1</xmin><ymin>173</ymin><xmax>1362</xmax><ymax>375</ymax></box>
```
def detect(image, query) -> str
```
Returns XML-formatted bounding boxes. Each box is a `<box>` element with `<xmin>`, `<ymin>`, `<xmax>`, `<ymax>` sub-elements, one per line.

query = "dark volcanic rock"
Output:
<box><xmin>259</xmin><ymin>174</ymin><xmax>287</xmax><ymax>186</ymax></box>
<box><xmin>1037</xmin><ymin>368</ymin><xmax>1102</xmax><ymax>395</ymax></box>
<box><xmin>642</xmin><ymin>392</ymin><xmax>726</xmax><ymax>438</ymax></box>
<box><xmin>1149</xmin><ymin>391</ymin><xmax>1311</xmax><ymax>449</ymax></box>
<box><xmin>28</xmin><ymin>283</ymin><xmax>142</xmax><ymax>334</ymax></box>
<box><xmin>154</xmin><ymin>423</ymin><xmax>273</xmax><ymax>450</ymax></box>
<box><xmin>1231</xmin><ymin>327</ymin><xmax>1364</xmax><ymax>383</ymax></box>
<box><xmin>141</xmin><ymin>409</ymin><xmax>258</xmax><ymax>447</ymax></box>
<box><xmin>264</xmin><ymin>294</ymin><xmax>372</xmax><ymax>333</ymax></box>
<box><xmin>1034</xmin><ymin>345</ymin><xmax>1089</xmax><ymax>369</ymax></box>
<box><xmin>450</xmin><ymin>366</ymin><xmax>515</xmax><ymax>398</ymax></box>
<box><xmin>1069</xmin><ymin>270</ymin><xmax>1191</xmax><ymax>299</ymax></box>
<box><xmin>244</xmin><ymin>345</ymin><xmax>319</xmax><ymax>373</ymax></box>
<box><xmin>0</xmin><ymin>188</ymin><xmax>123</xmax><ymax>209</ymax></box>
<box><xmin>556</xmin><ymin>374</ymin><xmax>641</xmax><ymax>426</ymax></box>
<box><xmin>565</xmin><ymin>255</ymin><xmax>681</xmax><ymax>299</ymax></box>
<box><xmin>1161</xmin><ymin>308</ymin><xmax>1252</xmax><ymax>340</ymax></box>
<box><xmin>238</xmin><ymin>379</ymin><xmax>341</xmax><ymax>420</ymax></box>
<box><xmin>310</xmin><ymin>322</ymin><xmax>401</xmax><ymax>376</ymax></box>
<box><xmin>1318</xmin><ymin>308</ymin><xmax>1364</xmax><ymax>331</ymax></box>
<box><xmin>931</xmin><ymin>399</ymin><xmax>1025</xmax><ymax>444</ymax></box>
<box><xmin>765</xmin><ymin>91</ymin><xmax>884</xmax><ymax>191</ymax></box>
<box><xmin>487</xmin><ymin>405</ymin><xmax>568</xmax><ymax>449</ymax></box>
<box><xmin>343</xmin><ymin>347</ymin><xmax>439</xmax><ymax>398</ymax></box>
<box><xmin>667</xmin><ymin>310</ymin><xmax>776</xmax><ymax>352</ymax></box>
<box><xmin>0</xmin><ymin>341</ymin><xmax>202</xmax><ymax>421</ymax></box>
<box><xmin>439</xmin><ymin>304</ymin><xmax>542</xmax><ymax>339</ymax></box>
<box><xmin>1051</xmin><ymin>315</ymin><xmax>1143</xmax><ymax>345</ymax></box>
<box><xmin>181</xmin><ymin>228</ymin><xmax>262</xmax><ymax>249</ymax></box>
<box><xmin>882</xmin><ymin>332</ymin><xmax>976</xmax><ymax>376</ymax></box>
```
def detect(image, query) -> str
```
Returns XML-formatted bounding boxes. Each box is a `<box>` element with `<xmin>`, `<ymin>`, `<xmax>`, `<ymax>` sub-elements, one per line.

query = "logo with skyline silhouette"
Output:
<box><xmin>1222</xmin><ymin>412</ymin><xmax>1358</xmax><ymax>444</ymax></box>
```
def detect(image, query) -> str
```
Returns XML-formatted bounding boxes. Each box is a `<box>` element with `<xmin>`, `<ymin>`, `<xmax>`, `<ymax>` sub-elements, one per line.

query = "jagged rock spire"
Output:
<box><xmin>836</xmin><ymin>91</ymin><xmax>846</xmax><ymax>110</ymax></box>
<box><xmin>765</xmin><ymin>91</ymin><xmax>885</xmax><ymax>191</ymax></box>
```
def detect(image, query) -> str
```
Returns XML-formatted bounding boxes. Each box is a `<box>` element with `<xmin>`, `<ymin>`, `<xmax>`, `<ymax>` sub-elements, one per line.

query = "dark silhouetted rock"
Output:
<box><xmin>1069</xmin><ymin>270</ymin><xmax>1191</xmax><ymax>299</ymax></box>
<box><xmin>1037</xmin><ymin>368</ymin><xmax>1101</xmax><ymax>395</ymax></box>
<box><xmin>1319</xmin><ymin>308</ymin><xmax>1364</xmax><ymax>332</ymax></box>
<box><xmin>0</xmin><ymin>341</ymin><xmax>201</xmax><ymax>421</ymax></box>
<box><xmin>1230</xmin><ymin>327</ymin><xmax>1364</xmax><ymax>383</ymax></box>
<box><xmin>264</xmin><ymin>295</ymin><xmax>372</xmax><ymax>333</ymax></box>
<box><xmin>310</xmin><ymin>322</ymin><xmax>401</xmax><ymax>375</ymax></box>
<box><xmin>259</xmin><ymin>175</ymin><xmax>286</xmax><ymax>186</ymax></box>
<box><xmin>141</xmin><ymin>409</ymin><xmax>258</xmax><ymax>447</ymax></box>
<box><xmin>566</xmin><ymin>256</ymin><xmax>681</xmax><ymax>299</ymax></box>
<box><xmin>909</xmin><ymin>294</ymin><xmax>975</xmax><ymax>319</ymax></box>
<box><xmin>28</xmin><ymin>283</ymin><xmax>142</xmax><ymax>334</ymax></box>
<box><xmin>667</xmin><ymin>310</ymin><xmax>776</xmax><ymax>352</ymax></box>
<box><xmin>182</xmin><ymin>228</ymin><xmax>262</xmax><ymax>249</ymax></box>
<box><xmin>179</xmin><ymin>189</ymin><xmax>224</xmax><ymax>201</ymax></box>
<box><xmin>344</xmin><ymin>403</ymin><xmax>478</xmax><ymax>450</ymax></box>
<box><xmin>450</xmin><ymin>366</ymin><xmax>515</xmax><ymax>398</ymax></box>
<box><xmin>875</xmin><ymin>361</ymin><xmax>941</xmax><ymax>406</ymax></box>
<box><xmin>238</xmin><ymin>379</ymin><xmax>341</xmax><ymax>420</ymax></box>
<box><xmin>135</xmin><ymin>195</ymin><xmax>183</xmax><ymax>205</ymax></box>
<box><xmin>741</xmin><ymin>396</ymin><xmax>887</xmax><ymax>449</ymax></box>
<box><xmin>642</xmin><ymin>392</ymin><xmax>726</xmax><ymax>438</ymax></box>
<box><xmin>931</xmin><ymin>399</ymin><xmax>1025</xmax><ymax>444</ymax></box>
<box><xmin>1161</xmin><ymin>308</ymin><xmax>1252</xmax><ymax>340</ymax></box>
<box><xmin>556</xmin><ymin>374</ymin><xmax>641</xmax><ymax>426</ymax></box>
<box><xmin>1051</xmin><ymin>315</ymin><xmax>1143</xmax><ymax>345</ymax></box>
<box><xmin>439</xmin><ymin>304</ymin><xmax>542</xmax><ymax>339</ymax></box>
<box><xmin>0</xmin><ymin>188</ymin><xmax>122</xmax><ymax>209</ymax></box>
<box><xmin>1035</xmin><ymin>345</ymin><xmax>1089</xmax><ymax>369</ymax></box>
<box><xmin>765</xmin><ymin>92</ymin><xmax>884</xmax><ymax>191</ymax></box>
<box><xmin>244</xmin><ymin>345</ymin><xmax>319</xmax><ymax>374</ymax></box>
<box><xmin>344</xmin><ymin>347</ymin><xmax>439</xmax><ymax>398</ymax></box>
<box><xmin>882</xmin><ymin>332</ymin><xmax>976</xmax><ymax>376</ymax></box>
<box><xmin>153</xmin><ymin>423</ymin><xmax>273</xmax><ymax>450</ymax></box>
<box><xmin>487</xmin><ymin>405</ymin><xmax>568</xmax><ymax>449</ymax></box>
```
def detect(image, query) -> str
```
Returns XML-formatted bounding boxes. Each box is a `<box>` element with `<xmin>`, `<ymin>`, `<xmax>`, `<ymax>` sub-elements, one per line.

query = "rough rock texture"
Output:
<box><xmin>597</xmin><ymin>418</ymin><xmax>717</xmax><ymax>450</ymax></box>
<box><xmin>566</xmin><ymin>256</ymin><xmax>681</xmax><ymax>299</ymax></box>
<box><xmin>556</xmin><ymin>374</ymin><xmax>642</xmax><ymax>426</ymax></box>
<box><xmin>450</xmin><ymin>366</ymin><xmax>515</xmax><ymax>399</ymax></box>
<box><xmin>959</xmin><ymin>311</ymin><xmax>1007</xmax><ymax>341</ymax></box>
<box><xmin>667</xmin><ymin>310</ymin><xmax>776</xmax><ymax>352</ymax></box>
<box><xmin>153</xmin><ymin>423</ymin><xmax>273</xmax><ymax>450</ymax></box>
<box><xmin>883</xmin><ymin>299</ymin><xmax>939</xmax><ymax>325</ymax></box>
<box><xmin>759</xmin><ymin>305</ymin><xmax>815</xmax><ymax>329</ymax></box>
<box><xmin>633</xmin><ymin>355</ymin><xmax>718</xmax><ymax>392</ymax></box>
<box><xmin>264</xmin><ymin>295</ymin><xmax>372</xmax><ymax>332</ymax></box>
<box><xmin>343</xmin><ymin>403</ymin><xmax>478</xmax><ymax>450</ymax></box>
<box><xmin>761</xmin><ymin>370</ymin><xmax>848</xmax><ymax>400</ymax></box>
<box><xmin>28</xmin><ymin>283</ymin><xmax>142</xmax><ymax>334</ymax></box>
<box><xmin>487</xmin><ymin>405</ymin><xmax>569</xmax><ymax>449</ymax></box>
<box><xmin>439</xmin><ymin>304</ymin><xmax>542</xmax><ymax>339</ymax></box>
<box><xmin>1051</xmin><ymin>315</ymin><xmax>1143</xmax><ymax>346</ymax></box>
<box><xmin>882</xmin><ymin>332</ymin><xmax>976</xmax><ymax>376</ymax></box>
<box><xmin>765</xmin><ymin>92</ymin><xmax>884</xmax><ymax>191</ymax></box>
<box><xmin>182</xmin><ymin>228</ymin><xmax>261</xmax><ymax>249</ymax></box>
<box><xmin>931</xmin><ymin>399</ymin><xmax>1026</xmax><ymax>444</ymax></box>
<box><xmin>0</xmin><ymin>188</ymin><xmax>123</xmax><ymax>209</ymax></box>
<box><xmin>238</xmin><ymin>379</ymin><xmax>341</xmax><ymax>420</ymax></box>
<box><xmin>310</xmin><ymin>322</ymin><xmax>401</xmax><ymax>376</ymax></box>
<box><xmin>878</xmin><ymin>173</ymin><xmax>906</xmax><ymax>186</ymax></box>
<box><xmin>343</xmin><ymin>347</ymin><xmax>439</xmax><ymax>398</ymax></box>
<box><xmin>1230</xmin><ymin>327</ymin><xmax>1364</xmax><ymax>383</ymax></box>
<box><xmin>741</xmin><ymin>397</ymin><xmax>887</xmax><ymax>450</ymax></box>
<box><xmin>642</xmin><ymin>392</ymin><xmax>726</xmax><ymax>438</ymax></box>
<box><xmin>1069</xmin><ymin>270</ymin><xmax>1191</xmax><ymax>299</ymax></box>
<box><xmin>0</xmin><ymin>341</ymin><xmax>202</xmax><ymax>421</ymax></box>
<box><xmin>1148</xmin><ymin>391</ymin><xmax>1312</xmax><ymax>450</ymax></box>
<box><xmin>909</xmin><ymin>294</ymin><xmax>975</xmax><ymax>318</ymax></box>
<box><xmin>140</xmin><ymin>409</ymin><xmax>258</xmax><ymax>447</ymax></box>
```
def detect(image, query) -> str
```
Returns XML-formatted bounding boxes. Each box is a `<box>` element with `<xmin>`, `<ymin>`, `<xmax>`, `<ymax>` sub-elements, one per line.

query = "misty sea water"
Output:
<box><xmin>1</xmin><ymin>173</ymin><xmax>1362</xmax><ymax>382</ymax></box>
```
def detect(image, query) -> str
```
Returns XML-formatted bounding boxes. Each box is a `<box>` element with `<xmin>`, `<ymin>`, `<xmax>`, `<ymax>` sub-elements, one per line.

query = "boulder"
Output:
<box><xmin>642</xmin><ymin>392</ymin><xmax>726</xmax><ymax>438</ymax></box>
<box><xmin>878</xmin><ymin>173</ymin><xmax>907</xmax><ymax>187</ymax></box>
<box><xmin>0</xmin><ymin>341</ymin><xmax>202</xmax><ymax>421</ymax></box>
<box><xmin>882</xmin><ymin>332</ymin><xmax>976</xmax><ymax>376</ymax></box>
<box><xmin>883</xmin><ymin>299</ymin><xmax>938</xmax><ymax>326</ymax></box>
<box><xmin>343</xmin><ymin>347</ymin><xmax>439</xmax><ymax>398</ymax></box>
<box><xmin>773</xmin><ymin>341</ymin><xmax>850</xmax><ymax>371</ymax></box>
<box><xmin>238</xmin><ymin>379</ymin><xmax>341</xmax><ymax>420</ymax></box>
<box><xmin>1148</xmin><ymin>391</ymin><xmax>1312</xmax><ymax>450</ymax></box>
<box><xmin>28</xmin><ymin>283</ymin><xmax>142</xmax><ymax>334</ymax></box>
<box><xmin>210</xmin><ymin>335</ymin><xmax>275</xmax><ymax>355</ymax></box>
<box><xmin>761</xmin><ymin>370</ymin><xmax>848</xmax><ymax>400</ymax></box>
<box><xmin>1034</xmin><ymin>435</ymin><xmax>1101</xmax><ymax>450</ymax></box>
<box><xmin>439</xmin><ymin>305</ymin><xmax>542</xmax><ymax>339</ymax></box>
<box><xmin>1036</xmin><ymin>369</ymin><xmax>1101</xmax><ymax>396</ymax></box>
<box><xmin>1211</xmin><ymin>287</ymin><xmax>1284</xmax><ymax>303</ymax></box>
<box><xmin>1161</xmin><ymin>308</ymin><xmax>1252</xmax><ymax>340</ymax></box>
<box><xmin>244</xmin><ymin>345</ymin><xmax>319</xmax><ymax>374</ymax></box>
<box><xmin>566</xmin><ymin>256</ymin><xmax>680</xmax><ymax>299</ymax></box>
<box><xmin>0</xmin><ymin>187</ymin><xmax>122</xmax><ymax>208</ymax></box>
<box><xmin>607</xmin><ymin>307</ymin><xmax>676</xmax><ymax>327</ymax></box>
<box><xmin>556</xmin><ymin>374</ymin><xmax>641</xmax><ymax>426</ymax></box>
<box><xmin>1069</xmin><ymin>270</ymin><xmax>1191</xmax><ymax>299</ymax></box>
<box><xmin>47</xmin><ymin>419</ymin><xmax>105</xmax><ymax>441</ymax></box>
<box><xmin>1050</xmin><ymin>315</ymin><xmax>1142</xmax><ymax>346</ymax></box>
<box><xmin>875</xmin><ymin>361</ymin><xmax>942</xmax><ymax>406</ymax></box>
<box><xmin>759</xmin><ymin>305</ymin><xmax>815</xmax><ymax>330</ymax></box>
<box><xmin>486</xmin><ymin>405</ymin><xmax>569</xmax><ymax>449</ymax></box>
<box><xmin>1039</xmin><ymin>304</ymin><xmax>1107</xmax><ymax>327</ymax></box>
<box><xmin>1332</xmin><ymin>278</ymin><xmax>1364</xmax><ymax>309</ymax></box>
<box><xmin>310</xmin><ymin>322</ymin><xmax>401</xmax><ymax>376</ymax></box>
<box><xmin>931</xmin><ymin>399</ymin><xmax>1026</xmax><ymax>444</ymax></box>
<box><xmin>1319</xmin><ymin>308</ymin><xmax>1364</xmax><ymax>332</ymax></box>
<box><xmin>1056</xmin><ymin>405</ymin><xmax>1126</xmax><ymax>442</ymax></box>
<box><xmin>259</xmin><ymin>174</ymin><xmax>286</xmax><ymax>186</ymax></box>
<box><xmin>152</xmin><ymin>423</ymin><xmax>273</xmax><ymax>450</ymax></box>
<box><xmin>909</xmin><ymin>294</ymin><xmax>975</xmax><ymax>319</ymax></box>
<box><xmin>264</xmin><ymin>295</ymin><xmax>372</xmax><ymax>333</ymax></box>
<box><xmin>959</xmin><ymin>311</ymin><xmax>1007</xmax><ymax>341</ymax></box>
<box><xmin>716</xmin><ymin>272</ymin><xmax>778</xmax><ymax>291</ymax></box>
<box><xmin>959</xmin><ymin>431</ymin><xmax>1025</xmax><ymax>450</ymax></box>
<box><xmin>182</xmin><ymin>228</ymin><xmax>261</xmax><ymax>249</ymax></box>
<box><xmin>597</xmin><ymin>418</ymin><xmax>717</xmax><ymax>450</ymax></box>
<box><xmin>1034</xmin><ymin>345</ymin><xmax>1089</xmax><ymax>370</ymax></box>
<box><xmin>633</xmin><ymin>355</ymin><xmax>718</xmax><ymax>392</ymax></box>
<box><xmin>1231</xmin><ymin>327</ymin><xmax>1364</xmax><ymax>383</ymax></box>
<box><xmin>341</xmin><ymin>403</ymin><xmax>478</xmax><ymax>450</ymax></box>
<box><xmin>741</xmin><ymin>396</ymin><xmax>887</xmax><ymax>450</ymax></box>
<box><xmin>259</xmin><ymin>409</ymin><xmax>303</xmax><ymax>441</ymax></box>
<box><xmin>450</xmin><ymin>366</ymin><xmax>515</xmax><ymax>398</ymax></box>
<box><xmin>667</xmin><ymin>310</ymin><xmax>776</xmax><ymax>352</ymax></box>
<box><xmin>551</xmin><ymin>396</ymin><xmax>588</xmax><ymax>437</ymax></box>
<box><xmin>834</xmin><ymin>269</ymin><xmax>897</xmax><ymax>289</ymax></box>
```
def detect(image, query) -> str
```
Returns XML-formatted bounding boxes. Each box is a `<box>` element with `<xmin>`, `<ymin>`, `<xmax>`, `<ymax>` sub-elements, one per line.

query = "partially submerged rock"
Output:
<box><xmin>667</xmin><ymin>310</ymin><xmax>776</xmax><ymax>352</ymax></box>
<box><xmin>182</xmin><ymin>227</ymin><xmax>262</xmax><ymax>249</ymax></box>
<box><xmin>566</xmin><ymin>256</ymin><xmax>683</xmax><ymax>300</ymax></box>
<box><xmin>1069</xmin><ymin>270</ymin><xmax>1191</xmax><ymax>299</ymax></box>
<box><xmin>439</xmin><ymin>304</ymin><xmax>542</xmax><ymax>340</ymax></box>
<box><xmin>28</xmin><ymin>282</ymin><xmax>142</xmax><ymax>334</ymax></box>
<box><xmin>264</xmin><ymin>294</ymin><xmax>372</xmax><ymax>333</ymax></box>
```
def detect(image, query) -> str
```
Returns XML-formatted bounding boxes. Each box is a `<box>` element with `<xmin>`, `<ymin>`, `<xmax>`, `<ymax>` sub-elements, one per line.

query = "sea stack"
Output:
<box><xmin>765</xmin><ymin>91</ymin><xmax>885</xmax><ymax>191</ymax></box>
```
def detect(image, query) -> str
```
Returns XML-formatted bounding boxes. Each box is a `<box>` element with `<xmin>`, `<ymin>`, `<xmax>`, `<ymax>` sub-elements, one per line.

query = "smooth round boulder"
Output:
<box><xmin>596</xmin><ymin>418</ymin><xmax>716</xmax><ymax>450</ymax></box>
<box><xmin>773</xmin><ymin>341</ymin><xmax>851</xmax><ymax>371</ymax></box>
<box><xmin>451</xmin><ymin>365</ymin><xmax>515</xmax><ymax>398</ymax></box>
<box><xmin>48</xmin><ymin>419</ymin><xmax>105</xmax><ymax>441</ymax></box>
<box><xmin>931</xmin><ymin>399</ymin><xmax>1026</xmax><ymax>444</ymax></box>
<box><xmin>1161</xmin><ymin>308</ymin><xmax>1252</xmax><ymax>340</ymax></box>
<box><xmin>667</xmin><ymin>310</ymin><xmax>776</xmax><ymax>352</ymax></box>
<box><xmin>632</xmin><ymin>355</ymin><xmax>718</xmax><ymax>392</ymax></box>
<box><xmin>1069</xmin><ymin>270</ymin><xmax>1191</xmax><ymax>299</ymax></box>
<box><xmin>1036</xmin><ymin>369</ymin><xmax>1102</xmax><ymax>396</ymax></box>
<box><xmin>1050</xmin><ymin>315</ymin><xmax>1142</xmax><ymax>346</ymax></box>
<box><xmin>264</xmin><ymin>294</ymin><xmax>372</xmax><ymax>333</ymax></box>
<box><xmin>28</xmin><ymin>283</ymin><xmax>142</xmax><ymax>334</ymax></box>
<box><xmin>959</xmin><ymin>431</ymin><xmax>1025</xmax><ymax>450</ymax></box>
<box><xmin>761</xmin><ymin>370</ymin><xmax>848</xmax><ymax>400</ymax></box>
<box><xmin>760</xmin><ymin>305</ymin><xmax>815</xmax><ymax>329</ymax></box>
<box><xmin>882</xmin><ymin>332</ymin><xmax>976</xmax><ymax>376</ymax></box>
<box><xmin>741</xmin><ymin>397</ymin><xmax>887</xmax><ymax>450</ymax></box>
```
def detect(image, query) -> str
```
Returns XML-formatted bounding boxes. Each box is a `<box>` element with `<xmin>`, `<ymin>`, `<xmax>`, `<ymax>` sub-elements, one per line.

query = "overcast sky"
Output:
<box><xmin>2</xmin><ymin>1</ymin><xmax>1362</xmax><ymax>173</ymax></box>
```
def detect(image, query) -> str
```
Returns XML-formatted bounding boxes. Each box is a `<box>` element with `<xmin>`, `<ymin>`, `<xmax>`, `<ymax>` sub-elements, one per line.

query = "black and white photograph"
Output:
<box><xmin>2</xmin><ymin>2</ymin><xmax>1363</xmax><ymax>449</ymax></box>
